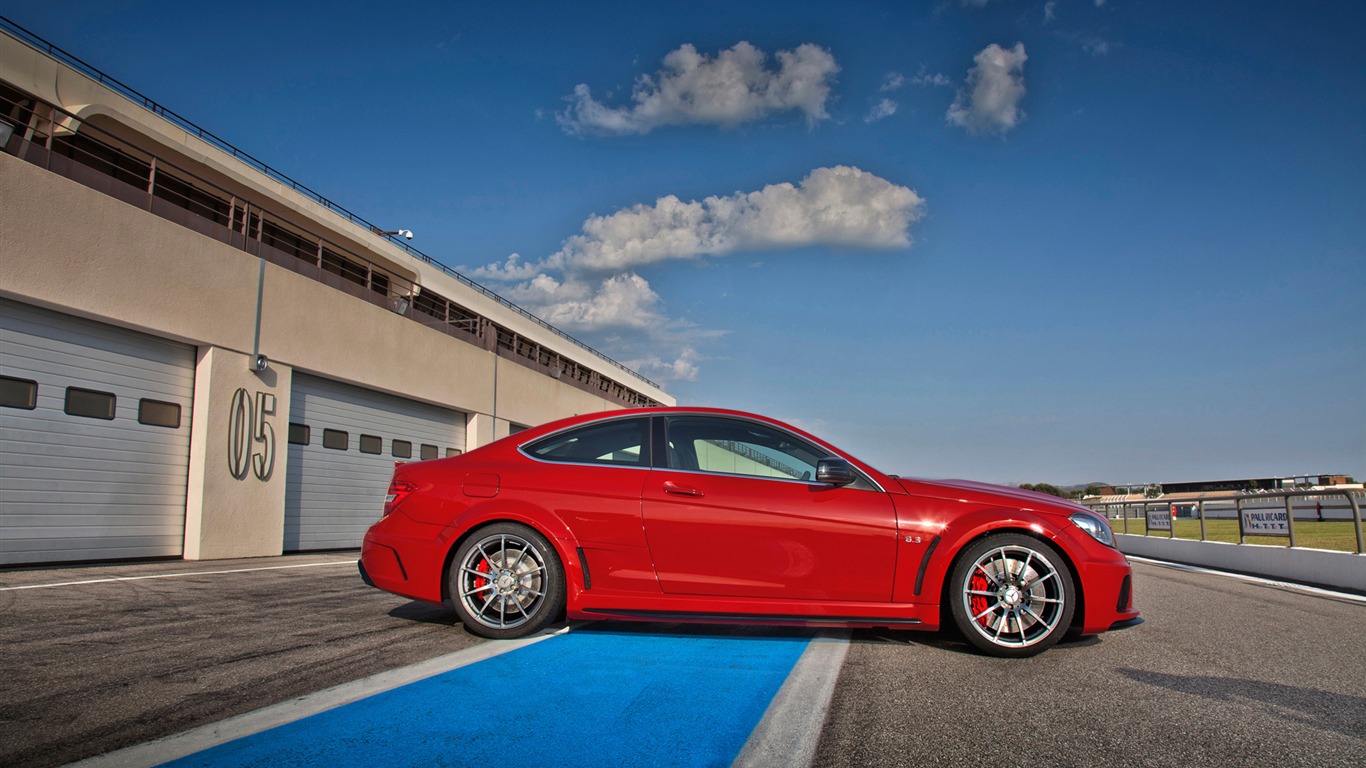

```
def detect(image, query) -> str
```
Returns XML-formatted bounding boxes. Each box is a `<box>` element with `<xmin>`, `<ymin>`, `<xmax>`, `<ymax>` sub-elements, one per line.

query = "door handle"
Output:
<box><xmin>663</xmin><ymin>481</ymin><xmax>704</xmax><ymax>498</ymax></box>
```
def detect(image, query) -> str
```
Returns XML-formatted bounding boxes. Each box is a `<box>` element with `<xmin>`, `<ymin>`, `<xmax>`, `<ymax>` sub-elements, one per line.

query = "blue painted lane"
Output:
<box><xmin>163</xmin><ymin>627</ymin><xmax>812</xmax><ymax>768</ymax></box>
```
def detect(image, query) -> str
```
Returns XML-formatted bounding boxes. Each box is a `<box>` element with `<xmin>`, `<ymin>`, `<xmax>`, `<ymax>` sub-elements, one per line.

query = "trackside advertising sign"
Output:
<box><xmin>1241</xmin><ymin>508</ymin><xmax>1291</xmax><ymax>536</ymax></box>
<box><xmin>1145</xmin><ymin>507</ymin><xmax>1172</xmax><ymax>532</ymax></box>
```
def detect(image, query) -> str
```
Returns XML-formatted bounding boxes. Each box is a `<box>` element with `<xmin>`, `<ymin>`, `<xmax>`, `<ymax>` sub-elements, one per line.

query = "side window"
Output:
<box><xmin>524</xmin><ymin>417</ymin><xmax>649</xmax><ymax>467</ymax></box>
<box><xmin>666</xmin><ymin>416</ymin><xmax>823</xmax><ymax>482</ymax></box>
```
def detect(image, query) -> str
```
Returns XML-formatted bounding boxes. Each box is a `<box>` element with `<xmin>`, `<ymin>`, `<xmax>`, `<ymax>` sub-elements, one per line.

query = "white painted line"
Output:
<box><xmin>66</xmin><ymin>626</ymin><xmax>570</xmax><ymax>768</ymax></box>
<box><xmin>1129</xmin><ymin>555</ymin><xmax>1366</xmax><ymax>604</ymax></box>
<box><xmin>0</xmin><ymin>560</ymin><xmax>357</xmax><ymax>592</ymax></box>
<box><xmin>731</xmin><ymin>630</ymin><xmax>850</xmax><ymax>768</ymax></box>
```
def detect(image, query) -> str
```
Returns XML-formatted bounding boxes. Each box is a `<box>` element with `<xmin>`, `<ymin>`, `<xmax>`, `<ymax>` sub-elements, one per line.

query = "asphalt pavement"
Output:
<box><xmin>1</xmin><ymin>554</ymin><xmax>1362</xmax><ymax>767</ymax></box>
<box><xmin>0</xmin><ymin>554</ymin><xmax>478</xmax><ymax>767</ymax></box>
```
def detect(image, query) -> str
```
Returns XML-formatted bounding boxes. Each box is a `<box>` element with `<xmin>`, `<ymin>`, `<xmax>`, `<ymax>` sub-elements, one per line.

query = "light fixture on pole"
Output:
<box><xmin>372</xmin><ymin>227</ymin><xmax>413</xmax><ymax>240</ymax></box>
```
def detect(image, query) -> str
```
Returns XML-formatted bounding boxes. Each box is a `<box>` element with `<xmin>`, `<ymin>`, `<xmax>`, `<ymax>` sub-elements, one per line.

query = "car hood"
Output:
<box><xmin>893</xmin><ymin>477</ymin><xmax>1088</xmax><ymax>516</ymax></box>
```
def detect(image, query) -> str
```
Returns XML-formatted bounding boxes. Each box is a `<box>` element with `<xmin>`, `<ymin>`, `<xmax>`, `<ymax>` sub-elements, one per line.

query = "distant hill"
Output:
<box><xmin>1061</xmin><ymin>482</ymin><xmax>1114</xmax><ymax>492</ymax></box>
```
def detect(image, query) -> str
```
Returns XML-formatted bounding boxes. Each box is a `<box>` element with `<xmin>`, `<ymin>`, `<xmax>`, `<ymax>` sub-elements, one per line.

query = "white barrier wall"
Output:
<box><xmin>1116</xmin><ymin>534</ymin><xmax>1366</xmax><ymax>593</ymax></box>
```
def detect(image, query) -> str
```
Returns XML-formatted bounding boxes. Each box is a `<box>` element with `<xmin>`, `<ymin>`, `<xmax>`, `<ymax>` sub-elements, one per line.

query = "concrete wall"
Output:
<box><xmin>0</xmin><ymin>33</ymin><xmax>670</xmax><ymax>409</ymax></box>
<box><xmin>1116</xmin><ymin>534</ymin><xmax>1366</xmax><ymax>593</ymax></box>
<box><xmin>0</xmin><ymin>148</ymin><xmax>657</xmax><ymax>561</ymax></box>
<box><xmin>183</xmin><ymin>348</ymin><xmax>291</xmax><ymax>559</ymax></box>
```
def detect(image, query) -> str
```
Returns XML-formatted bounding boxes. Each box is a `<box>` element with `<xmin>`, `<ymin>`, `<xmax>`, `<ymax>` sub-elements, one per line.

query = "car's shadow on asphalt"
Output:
<box><xmin>388</xmin><ymin>600</ymin><xmax>460</xmax><ymax>626</ymax></box>
<box><xmin>570</xmin><ymin>620</ymin><xmax>822</xmax><ymax>641</ymax></box>
<box><xmin>383</xmin><ymin>605</ymin><xmax>1110</xmax><ymax>656</ymax></box>
<box><xmin>853</xmin><ymin>627</ymin><xmax>1102</xmax><ymax>657</ymax></box>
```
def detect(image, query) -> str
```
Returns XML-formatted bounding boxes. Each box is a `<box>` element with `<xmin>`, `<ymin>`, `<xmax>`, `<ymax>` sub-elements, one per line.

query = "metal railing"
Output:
<box><xmin>1085</xmin><ymin>489</ymin><xmax>1365</xmax><ymax>554</ymax></box>
<box><xmin>0</xmin><ymin>15</ymin><xmax>661</xmax><ymax>391</ymax></box>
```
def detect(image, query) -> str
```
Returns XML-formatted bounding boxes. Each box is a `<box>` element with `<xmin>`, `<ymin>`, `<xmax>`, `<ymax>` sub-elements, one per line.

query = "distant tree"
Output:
<box><xmin>1068</xmin><ymin>484</ymin><xmax>1109</xmax><ymax>499</ymax></box>
<box><xmin>1020</xmin><ymin>483</ymin><xmax>1065</xmax><ymax>498</ymax></box>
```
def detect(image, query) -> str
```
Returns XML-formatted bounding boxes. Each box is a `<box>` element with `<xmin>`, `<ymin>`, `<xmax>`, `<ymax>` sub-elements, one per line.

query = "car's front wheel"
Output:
<box><xmin>948</xmin><ymin>533</ymin><xmax>1075</xmax><ymax>658</ymax></box>
<box><xmin>448</xmin><ymin>522</ymin><xmax>564</xmax><ymax>639</ymax></box>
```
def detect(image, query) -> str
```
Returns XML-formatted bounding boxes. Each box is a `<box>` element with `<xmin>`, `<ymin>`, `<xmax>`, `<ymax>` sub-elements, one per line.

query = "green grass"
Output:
<box><xmin>1107</xmin><ymin>517</ymin><xmax>1364</xmax><ymax>553</ymax></box>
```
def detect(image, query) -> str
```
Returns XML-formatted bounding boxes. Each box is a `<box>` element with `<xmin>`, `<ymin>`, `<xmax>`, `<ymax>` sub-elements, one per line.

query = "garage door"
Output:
<box><xmin>0</xmin><ymin>300</ymin><xmax>195</xmax><ymax>565</ymax></box>
<box><xmin>285</xmin><ymin>373</ymin><xmax>466</xmax><ymax>550</ymax></box>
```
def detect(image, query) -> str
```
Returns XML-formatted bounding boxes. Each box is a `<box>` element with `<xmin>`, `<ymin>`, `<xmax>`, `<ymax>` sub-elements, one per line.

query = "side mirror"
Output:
<box><xmin>816</xmin><ymin>458</ymin><xmax>857</xmax><ymax>487</ymax></box>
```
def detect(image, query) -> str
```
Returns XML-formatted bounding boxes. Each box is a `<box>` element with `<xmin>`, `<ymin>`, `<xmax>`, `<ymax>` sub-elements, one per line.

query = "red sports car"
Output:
<box><xmin>360</xmin><ymin>407</ymin><xmax>1139</xmax><ymax>657</ymax></box>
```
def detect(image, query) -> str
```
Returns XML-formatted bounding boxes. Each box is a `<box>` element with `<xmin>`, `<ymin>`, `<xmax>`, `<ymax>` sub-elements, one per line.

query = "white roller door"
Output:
<box><xmin>285</xmin><ymin>373</ymin><xmax>465</xmax><ymax>550</ymax></box>
<box><xmin>0</xmin><ymin>300</ymin><xmax>195</xmax><ymax>565</ymax></box>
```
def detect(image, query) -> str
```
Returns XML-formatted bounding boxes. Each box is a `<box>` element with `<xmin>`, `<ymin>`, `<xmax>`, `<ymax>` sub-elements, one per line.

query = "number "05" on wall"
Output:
<box><xmin>228</xmin><ymin>388</ymin><xmax>276</xmax><ymax>481</ymax></box>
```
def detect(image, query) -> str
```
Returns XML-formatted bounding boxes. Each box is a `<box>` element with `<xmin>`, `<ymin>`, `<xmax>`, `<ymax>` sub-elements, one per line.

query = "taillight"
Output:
<box><xmin>383</xmin><ymin>479</ymin><xmax>416</xmax><ymax>517</ymax></box>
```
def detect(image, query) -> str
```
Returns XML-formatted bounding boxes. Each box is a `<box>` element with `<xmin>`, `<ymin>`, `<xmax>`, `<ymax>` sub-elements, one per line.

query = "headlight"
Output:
<box><xmin>1070</xmin><ymin>511</ymin><xmax>1116</xmax><ymax>548</ymax></box>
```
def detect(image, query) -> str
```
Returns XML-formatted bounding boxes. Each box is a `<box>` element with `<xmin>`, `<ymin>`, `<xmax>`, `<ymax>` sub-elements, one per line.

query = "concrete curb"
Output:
<box><xmin>731</xmin><ymin>630</ymin><xmax>850</xmax><ymax>768</ymax></box>
<box><xmin>1116</xmin><ymin>534</ymin><xmax>1366</xmax><ymax>593</ymax></box>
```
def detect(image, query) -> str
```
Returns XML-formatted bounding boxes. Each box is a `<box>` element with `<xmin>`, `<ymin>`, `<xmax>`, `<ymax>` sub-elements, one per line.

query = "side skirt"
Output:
<box><xmin>580</xmin><ymin>607</ymin><xmax>923</xmax><ymax>626</ymax></box>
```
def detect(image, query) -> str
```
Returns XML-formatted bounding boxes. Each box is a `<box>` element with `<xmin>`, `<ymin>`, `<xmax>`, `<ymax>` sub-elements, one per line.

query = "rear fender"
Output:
<box><xmin>438</xmin><ymin>499</ymin><xmax>582</xmax><ymax>602</ymax></box>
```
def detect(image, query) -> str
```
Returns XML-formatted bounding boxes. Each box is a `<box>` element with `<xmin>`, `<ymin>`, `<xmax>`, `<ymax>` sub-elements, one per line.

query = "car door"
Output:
<box><xmin>518</xmin><ymin>416</ymin><xmax>658</xmax><ymax>594</ymax></box>
<box><xmin>640</xmin><ymin>415</ymin><xmax>898</xmax><ymax>602</ymax></box>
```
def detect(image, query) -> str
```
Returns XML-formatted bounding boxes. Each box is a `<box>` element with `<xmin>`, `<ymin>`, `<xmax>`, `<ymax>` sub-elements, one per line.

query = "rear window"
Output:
<box><xmin>524</xmin><ymin>417</ymin><xmax>649</xmax><ymax>467</ymax></box>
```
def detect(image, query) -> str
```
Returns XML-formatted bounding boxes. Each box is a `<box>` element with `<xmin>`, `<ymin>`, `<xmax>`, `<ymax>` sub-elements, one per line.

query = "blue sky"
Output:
<box><xmin>9</xmin><ymin>1</ymin><xmax>1363</xmax><ymax>485</ymax></box>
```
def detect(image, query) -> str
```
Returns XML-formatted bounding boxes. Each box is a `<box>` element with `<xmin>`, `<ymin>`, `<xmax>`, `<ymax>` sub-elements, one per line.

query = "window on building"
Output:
<box><xmin>0</xmin><ymin>376</ymin><xmax>38</xmax><ymax>410</ymax></box>
<box><xmin>65</xmin><ymin>387</ymin><xmax>116</xmax><ymax>420</ymax></box>
<box><xmin>137</xmin><ymin>399</ymin><xmax>181</xmax><ymax>428</ymax></box>
<box><xmin>359</xmin><ymin>434</ymin><xmax>382</xmax><ymax>455</ymax></box>
<box><xmin>392</xmin><ymin>440</ymin><xmax>412</xmax><ymax>459</ymax></box>
<box><xmin>420</xmin><ymin>444</ymin><xmax>438</xmax><ymax>461</ymax></box>
<box><xmin>153</xmin><ymin>173</ymin><xmax>230</xmax><ymax>226</ymax></box>
<box><xmin>322</xmin><ymin>429</ymin><xmax>349</xmax><ymax>450</ymax></box>
<box><xmin>260</xmin><ymin>219</ymin><xmax>318</xmax><ymax>266</ymax></box>
<box><xmin>288</xmin><ymin>423</ymin><xmax>310</xmax><ymax>445</ymax></box>
<box><xmin>446</xmin><ymin>448</ymin><xmax>462</xmax><ymax>458</ymax></box>
<box><xmin>321</xmin><ymin>248</ymin><xmax>368</xmax><ymax>288</ymax></box>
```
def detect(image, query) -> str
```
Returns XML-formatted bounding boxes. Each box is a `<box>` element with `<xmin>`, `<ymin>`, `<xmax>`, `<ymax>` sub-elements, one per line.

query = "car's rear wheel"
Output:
<box><xmin>949</xmin><ymin>533</ymin><xmax>1075</xmax><ymax>658</ymax></box>
<box><xmin>449</xmin><ymin>523</ymin><xmax>564</xmax><ymax>639</ymax></box>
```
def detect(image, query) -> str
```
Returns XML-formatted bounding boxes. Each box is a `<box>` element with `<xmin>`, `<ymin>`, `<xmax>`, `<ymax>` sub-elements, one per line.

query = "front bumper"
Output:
<box><xmin>1077</xmin><ymin>554</ymin><xmax>1141</xmax><ymax>635</ymax></box>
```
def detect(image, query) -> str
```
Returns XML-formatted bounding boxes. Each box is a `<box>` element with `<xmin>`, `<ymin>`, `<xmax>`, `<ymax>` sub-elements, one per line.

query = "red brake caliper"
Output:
<box><xmin>473</xmin><ymin>558</ymin><xmax>490</xmax><ymax>595</ymax></box>
<box><xmin>970</xmin><ymin>572</ymin><xmax>991</xmax><ymax>626</ymax></box>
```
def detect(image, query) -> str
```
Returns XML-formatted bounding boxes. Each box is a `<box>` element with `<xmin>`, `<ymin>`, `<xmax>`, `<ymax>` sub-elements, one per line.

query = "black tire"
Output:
<box><xmin>448</xmin><ymin>522</ymin><xmax>565</xmax><ymax>639</ymax></box>
<box><xmin>948</xmin><ymin>533</ymin><xmax>1075</xmax><ymax>658</ymax></box>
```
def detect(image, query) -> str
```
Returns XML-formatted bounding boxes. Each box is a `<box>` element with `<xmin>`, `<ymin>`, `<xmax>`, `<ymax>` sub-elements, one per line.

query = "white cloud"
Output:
<box><xmin>627</xmin><ymin>347</ymin><xmax>702</xmax><ymax>382</ymax></box>
<box><xmin>509</xmin><ymin>273</ymin><xmax>662</xmax><ymax>332</ymax></box>
<box><xmin>880</xmin><ymin>72</ymin><xmax>906</xmax><ymax>92</ymax></box>
<box><xmin>911</xmin><ymin>66</ymin><xmax>953</xmax><ymax>88</ymax></box>
<box><xmin>947</xmin><ymin>42</ymin><xmax>1028</xmax><ymax>136</ymax></box>
<box><xmin>557</xmin><ymin>41</ymin><xmax>839</xmax><ymax>136</ymax></box>
<box><xmin>468</xmin><ymin>167</ymin><xmax>925</xmax><ymax>381</ymax></box>
<box><xmin>474</xmin><ymin>166</ymin><xmax>925</xmax><ymax>280</ymax></box>
<box><xmin>865</xmin><ymin>98</ymin><xmax>898</xmax><ymax>123</ymax></box>
<box><xmin>1044</xmin><ymin>1</ymin><xmax>1057</xmax><ymax>22</ymax></box>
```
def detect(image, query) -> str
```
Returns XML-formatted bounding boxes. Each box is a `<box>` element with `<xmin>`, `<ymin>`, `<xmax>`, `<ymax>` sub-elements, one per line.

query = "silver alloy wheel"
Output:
<box><xmin>960</xmin><ymin>543</ymin><xmax>1067</xmax><ymax>649</ymax></box>
<box><xmin>455</xmin><ymin>532</ymin><xmax>549</xmax><ymax>631</ymax></box>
